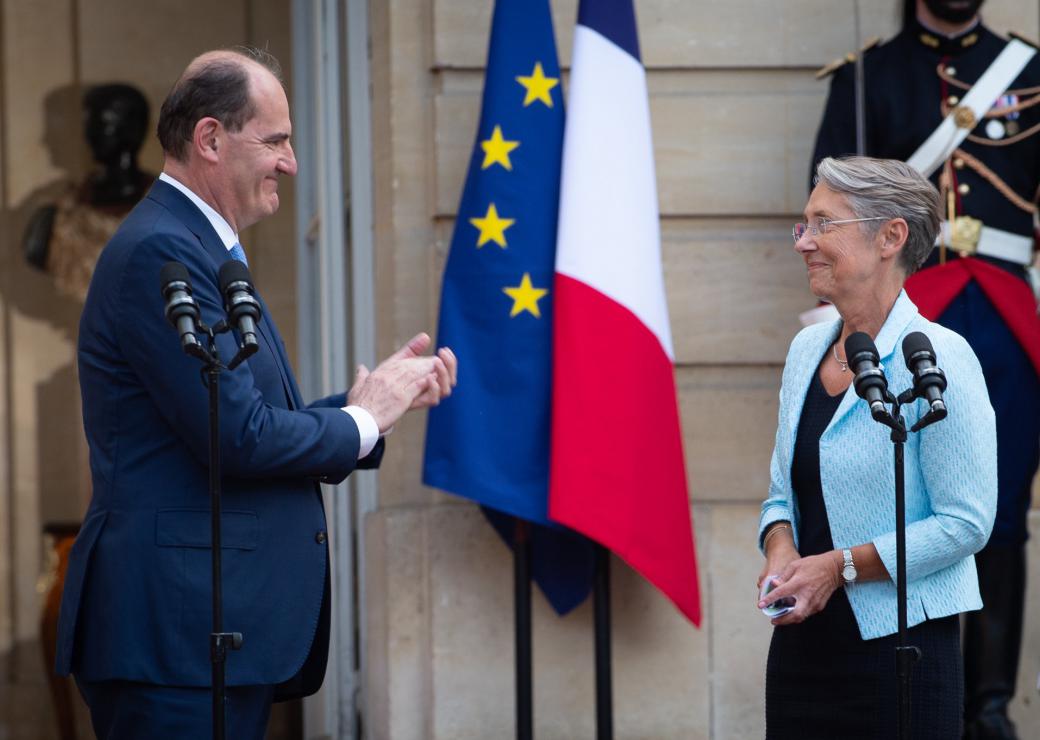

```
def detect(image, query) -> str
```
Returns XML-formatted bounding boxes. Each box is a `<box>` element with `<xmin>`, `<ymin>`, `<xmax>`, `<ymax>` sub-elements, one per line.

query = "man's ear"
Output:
<box><xmin>193</xmin><ymin>117</ymin><xmax>222</xmax><ymax>164</ymax></box>
<box><xmin>879</xmin><ymin>217</ymin><xmax>909</xmax><ymax>262</ymax></box>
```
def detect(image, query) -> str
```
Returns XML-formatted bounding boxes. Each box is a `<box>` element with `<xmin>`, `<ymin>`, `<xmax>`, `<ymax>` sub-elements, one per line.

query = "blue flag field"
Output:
<box><xmin>422</xmin><ymin>0</ymin><xmax>594</xmax><ymax>614</ymax></box>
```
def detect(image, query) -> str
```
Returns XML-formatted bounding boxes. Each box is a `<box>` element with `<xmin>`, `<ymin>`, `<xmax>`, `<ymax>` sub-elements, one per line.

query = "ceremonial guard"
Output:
<box><xmin>811</xmin><ymin>2</ymin><xmax>1040</xmax><ymax>738</ymax></box>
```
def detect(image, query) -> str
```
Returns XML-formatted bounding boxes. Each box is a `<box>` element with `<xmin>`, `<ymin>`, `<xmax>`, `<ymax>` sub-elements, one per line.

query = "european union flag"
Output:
<box><xmin>423</xmin><ymin>0</ymin><xmax>593</xmax><ymax>614</ymax></box>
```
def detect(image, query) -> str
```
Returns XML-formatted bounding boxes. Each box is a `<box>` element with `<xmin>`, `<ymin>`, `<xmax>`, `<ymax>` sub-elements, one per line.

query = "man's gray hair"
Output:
<box><xmin>814</xmin><ymin>156</ymin><xmax>941</xmax><ymax>274</ymax></box>
<box><xmin>157</xmin><ymin>46</ymin><xmax>283</xmax><ymax>162</ymax></box>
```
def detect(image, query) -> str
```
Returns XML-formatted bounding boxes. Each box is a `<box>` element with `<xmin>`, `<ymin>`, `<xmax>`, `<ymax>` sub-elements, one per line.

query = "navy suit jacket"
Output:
<box><xmin>55</xmin><ymin>179</ymin><xmax>381</xmax><ymax>696</ymax></box>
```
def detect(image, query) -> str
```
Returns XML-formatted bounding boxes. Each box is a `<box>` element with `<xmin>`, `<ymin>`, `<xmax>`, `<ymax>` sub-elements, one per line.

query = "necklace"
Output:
<box><xmin>833</xmin><ymin>343</ymin><xmax>849</xmax><ymax>372</ymax></box>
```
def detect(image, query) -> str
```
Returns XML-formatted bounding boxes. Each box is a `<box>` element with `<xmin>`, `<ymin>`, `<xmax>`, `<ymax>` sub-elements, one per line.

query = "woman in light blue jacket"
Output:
<box><xmin>758</xmin><ymin>156</ymin><xmax>997</xmax><ymax>739</ymax></box>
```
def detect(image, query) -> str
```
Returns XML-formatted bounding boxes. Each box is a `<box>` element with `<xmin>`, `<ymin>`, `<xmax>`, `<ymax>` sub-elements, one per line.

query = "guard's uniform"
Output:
<box><xmin>813</xmin><ymin>17</ymin><xmax>1040</xmax><ymax>739</ymax></box>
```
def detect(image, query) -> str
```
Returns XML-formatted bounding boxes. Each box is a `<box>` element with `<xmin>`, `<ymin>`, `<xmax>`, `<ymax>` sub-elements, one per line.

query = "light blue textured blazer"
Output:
<box><xmin>759</xmin><ymin>290</ymin><xmax>997</xmax><ymax>640</ymax></box>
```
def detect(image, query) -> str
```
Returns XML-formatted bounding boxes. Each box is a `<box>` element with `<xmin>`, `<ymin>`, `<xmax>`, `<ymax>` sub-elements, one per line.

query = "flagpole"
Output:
<box><xmin>852</xmin><ymin>0</ymin><xmax>866</xmax><ymax>155</ymax></box>
<box><xmin>514</xmin><ymin>518</ymin><xmax>533</xmax><ymax>740</ymax></box>
<box><xmin>593</xmin><ymin>543</ymin><xmax>614</xmax><ymax>740</ymax></box>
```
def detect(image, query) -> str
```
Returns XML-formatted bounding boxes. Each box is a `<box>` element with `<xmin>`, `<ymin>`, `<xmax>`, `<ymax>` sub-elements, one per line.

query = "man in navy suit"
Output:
<box><xmin>54</xmin><ymin>47</ymin><xmax>457</xmax><ymax>738</ymax></box>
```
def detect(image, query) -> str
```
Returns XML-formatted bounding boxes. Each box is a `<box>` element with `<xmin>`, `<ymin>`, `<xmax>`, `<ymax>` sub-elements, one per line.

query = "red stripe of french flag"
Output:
<box><xmin>550</xmin><ymin>18</ymin><xmax>701</xmax><ymax>624</ymax></box>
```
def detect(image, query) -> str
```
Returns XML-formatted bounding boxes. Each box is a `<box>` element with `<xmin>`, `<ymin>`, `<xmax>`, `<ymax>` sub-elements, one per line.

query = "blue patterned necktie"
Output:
<box><xmin>229</xmin><ymin>242</ymin><xmax>248</xmax><ymax>266</ymax></box>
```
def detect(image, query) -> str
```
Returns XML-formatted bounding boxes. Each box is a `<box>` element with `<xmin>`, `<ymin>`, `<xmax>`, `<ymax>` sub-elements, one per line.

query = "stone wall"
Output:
<box><xmin>364</xmin><ymin>1</ymin><xmax>1040</xmax><ymax>738</ymax></box>
<box><xmin>1</xmin><ymin>1</ymin><xmax>1038</xmax><ymax>738</ymax></box>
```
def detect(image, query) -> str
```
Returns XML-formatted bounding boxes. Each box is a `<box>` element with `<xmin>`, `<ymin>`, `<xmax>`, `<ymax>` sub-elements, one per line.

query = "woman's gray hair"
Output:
<box><xmin>813</xmin><ymin>156</ymin><xmax>941</xmax><ymax>274</ymax></box>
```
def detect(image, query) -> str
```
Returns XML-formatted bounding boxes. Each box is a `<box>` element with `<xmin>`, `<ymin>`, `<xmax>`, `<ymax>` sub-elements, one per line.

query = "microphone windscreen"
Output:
<box><xmin>844</xmin><ymin>331</ymin><xmax>878</xmax><ymax>364</ymax></box>
<box><xmin>218</xmin><ymin>259</ymin><xmax>253</xmax><ymax>294</ymax></box>
<box><xmin>901</xmin><ymin>331</ymin><xmax>934</xmax><ymax>366</ymax></box>
<box><xmin>160</xmin><ymin>261</ymin><xmax>190</xmax><ymax>292</ymax></box>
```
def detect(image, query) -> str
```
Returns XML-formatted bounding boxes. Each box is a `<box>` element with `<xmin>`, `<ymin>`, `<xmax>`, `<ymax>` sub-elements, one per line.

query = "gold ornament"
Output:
<box><xmin>953</xmin><ymin>105</ymin><xmax>976</xmax><ymax>130</ymax></box>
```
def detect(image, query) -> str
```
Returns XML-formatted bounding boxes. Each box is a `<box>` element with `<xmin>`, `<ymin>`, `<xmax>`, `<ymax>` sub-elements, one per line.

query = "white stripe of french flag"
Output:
<box><xmin>550</xmin><ymin>0</ymin><xmax>701</xmax><ymax>625</ymax></box>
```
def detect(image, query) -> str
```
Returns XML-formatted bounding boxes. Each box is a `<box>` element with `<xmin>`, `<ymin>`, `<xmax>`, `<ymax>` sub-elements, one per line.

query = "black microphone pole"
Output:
<box><xmin>888</xmin><ymin>395</ymin><xmax>917</xmax><ymax>740</ymax></box>
<box><xmin>844</xmin><ymin>333</ymin><xmax>920</xmax><ymax>740</ymax></box>
<box><xmin>513</xmin><ymin>518</ymin><xmax>532</xmax><ymax>740</ymax></box>
<box><xmin>160</xmin><ymin>262</ymin><xmax>242</xmax><ymax>740</ymax></box>
<box><xmin>847</xmin><ymin>331</ymin><xmax>953</xmax><ymax>739</ymax></box>
<box><xmin>892</xmin><ymin>332</ymin><xmax>951</xmax><ymax>737</ymax></box>
<box><xmin>205</xmin><ymin>343</ymin><xmax>242</xmax><ymax>740</ymax></box>
<box><xmin>873</xmin><ymin>391</ymin><xmax>922</xmax><ymax>740</ymax></box>
<box><xmin>593</xmin><ymin>543</ymin><xmax>613</xmax><ymax>740</ymax></box>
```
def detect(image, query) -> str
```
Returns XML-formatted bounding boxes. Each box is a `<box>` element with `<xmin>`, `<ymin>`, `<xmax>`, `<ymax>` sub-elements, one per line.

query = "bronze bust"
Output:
<box><xmin>23</xmin><ymin>83</ymin><xmax>154</xmax><ymax>299</ymax></box>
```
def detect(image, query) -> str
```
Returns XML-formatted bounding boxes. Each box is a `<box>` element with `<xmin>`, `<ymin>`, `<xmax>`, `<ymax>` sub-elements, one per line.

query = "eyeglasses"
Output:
<box><xmin>792</xmin><ymin>217</ymin><xmax>890</xmax><ymax>243</ymax></box>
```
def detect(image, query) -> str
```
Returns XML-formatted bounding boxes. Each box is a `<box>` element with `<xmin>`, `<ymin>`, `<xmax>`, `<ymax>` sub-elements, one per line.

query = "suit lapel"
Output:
<box><xmin>871</xmin><ymin>290</ymin><xmax>919</xmax><ymax>365</ymax></box>
<box><xmin>823</xmin><ymin>290</ymin><xmax>919</xmax><ymax>436</ymax></box>
<box><xmin>147</xmin><ymin>179</ymin><xmax>301</xmax><ymax>410</ymax></box>
<box><xmin>255</xmin><ymin>296</ymin><xmax>303</xmax><ymax>409</ymax></box>
<box><xmin>784</xmin><ymin>320</ymin><xmax>842</xmax><ymax>445</ymax></box>
<box><xmin>263</xmin><ymin>314</ymin><xmax>306</xmax><ymax>408</ymax></box>
<box><xmin>147</xmin><ymin>180</ymin><xmax>230</xmax><ymax>266</ymax></box>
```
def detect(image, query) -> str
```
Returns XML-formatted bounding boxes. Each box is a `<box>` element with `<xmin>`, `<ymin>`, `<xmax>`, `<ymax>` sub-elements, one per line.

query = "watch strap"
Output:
<box><xmin>841</xmin><ymin>548</ymin><xmax>857</xmax><ymax>583</ymax></box>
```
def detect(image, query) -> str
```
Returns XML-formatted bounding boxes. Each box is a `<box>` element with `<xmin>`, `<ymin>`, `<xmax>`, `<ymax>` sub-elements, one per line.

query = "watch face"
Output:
<box><xmin>842</xmin><ymin>565</ymin><xmax>857</xmax><ymax>582</ymax></box>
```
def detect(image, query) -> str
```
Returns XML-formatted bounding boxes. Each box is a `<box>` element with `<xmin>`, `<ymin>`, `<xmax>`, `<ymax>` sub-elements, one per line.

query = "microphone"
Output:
<box><xmin>218</xmin><ymin>260</ymin><xmax>262</xmax><ymax>368</ymax></box>
<box><xmin>902</xmin><ymin>332</ymin><xmax>948</xmax><ymax>423</ymax></box>
<box><xmin>160</xmin><ymin>262</ymin><xmax>205</xmax><ymax>357</ymax></box>
<box><xmin>845</xmin><ymin>332</ymin><xmax>891</xmax><ymax>422</ymax></box>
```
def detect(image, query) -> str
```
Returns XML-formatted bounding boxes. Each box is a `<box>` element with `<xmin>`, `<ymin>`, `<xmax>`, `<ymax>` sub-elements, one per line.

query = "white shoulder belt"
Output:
<box><xmin>907</xmin><ymin>39</ymin><xmax>1036</xmax><ymax>178</ymax></box>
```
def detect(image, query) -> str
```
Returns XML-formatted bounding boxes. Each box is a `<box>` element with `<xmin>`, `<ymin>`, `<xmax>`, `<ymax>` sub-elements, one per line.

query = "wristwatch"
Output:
<box><xmin>841</xmin><ymin>548</ymin><xmax>858</xmax><ymax>584</ymax></box>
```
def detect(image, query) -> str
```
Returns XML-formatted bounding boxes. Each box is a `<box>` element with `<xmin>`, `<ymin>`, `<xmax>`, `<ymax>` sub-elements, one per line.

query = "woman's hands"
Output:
<box><xmin>758</xmin><ymin>550</ymin><xmax>843</xmax><ymax>626</ymax></box>
<box><xmin>757</xmin><ymin>540</ymin><xmax>799</xmax><ymax>591</ymax></box>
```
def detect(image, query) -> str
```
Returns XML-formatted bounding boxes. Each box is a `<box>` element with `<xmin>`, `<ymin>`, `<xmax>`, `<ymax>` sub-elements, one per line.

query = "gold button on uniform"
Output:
<box><xmin>946</xmin><ymin>66</ymin><xmax>957</xmax><ymax>76</ymax></box>
<box><xmin>947</xmin><ymin>95</ymin><xmax>960</xmax><ymax>106</ymax></box>
<box><xmin>957</xmin><ymin>183</ymin><xmax>971</xmax><ymax>196</ymax></box>
<box><xmin>953</xmin><ymin>157</ymin><xmax>965</xmax><ymax>169</ymax></box>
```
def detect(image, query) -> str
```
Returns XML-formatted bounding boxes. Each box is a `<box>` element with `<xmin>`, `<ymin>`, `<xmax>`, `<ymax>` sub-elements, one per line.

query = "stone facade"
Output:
<box><xmin>1</xmin><ymin>1</ymin><xmax>1038</xmax><ymax>738</ymax></box>
<box><xmin>363</xmin><ymin>1</ymin><xmax>1040</xmax><ymax>738</ymax></box>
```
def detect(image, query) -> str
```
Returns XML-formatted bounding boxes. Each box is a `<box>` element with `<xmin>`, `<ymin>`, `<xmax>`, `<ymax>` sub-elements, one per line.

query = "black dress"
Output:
<box><xmin>764</xmin><ymin>368</ymin><xmax>963</xmax><ymax>740</ymax></box>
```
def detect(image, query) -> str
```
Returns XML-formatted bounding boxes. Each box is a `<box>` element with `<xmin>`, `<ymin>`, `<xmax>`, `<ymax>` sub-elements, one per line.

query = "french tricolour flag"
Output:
<box><xmin>550</xmin><ymin>0</ymin><xmax>701</xmax><ymax>625</ymax></box>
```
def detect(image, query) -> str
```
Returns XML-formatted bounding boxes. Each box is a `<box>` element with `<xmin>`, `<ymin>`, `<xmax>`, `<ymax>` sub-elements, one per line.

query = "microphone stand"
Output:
<box><xmin>176</xmin><ymin>317</ymin><xmax>253</xmax><ymax>740</ymax></box>
<box><xmin>866</xmin><ymin>387</ymin><xmax>946</xmax><ymax>740</ymax></box>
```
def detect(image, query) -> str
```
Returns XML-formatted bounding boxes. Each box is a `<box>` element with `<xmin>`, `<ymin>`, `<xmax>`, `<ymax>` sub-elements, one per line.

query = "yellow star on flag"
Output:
<box><xmin>469</xmin><ymin>203</ymin><xmax>515</xmax><ymax>248</ymax></box>
<box><xmin>480</xmin><ymin>125</ymin><xmax>520</xmax><ymax>170</ymax></box>
<box><xmin>515</xmin><ymin>62</ymin><xmax>559</xmax><ymax>108</ymax></box>
<box><xmin>503</xmin><ymin>273</ymin><xmax>549</xmax><ymax>318</ymax></box>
